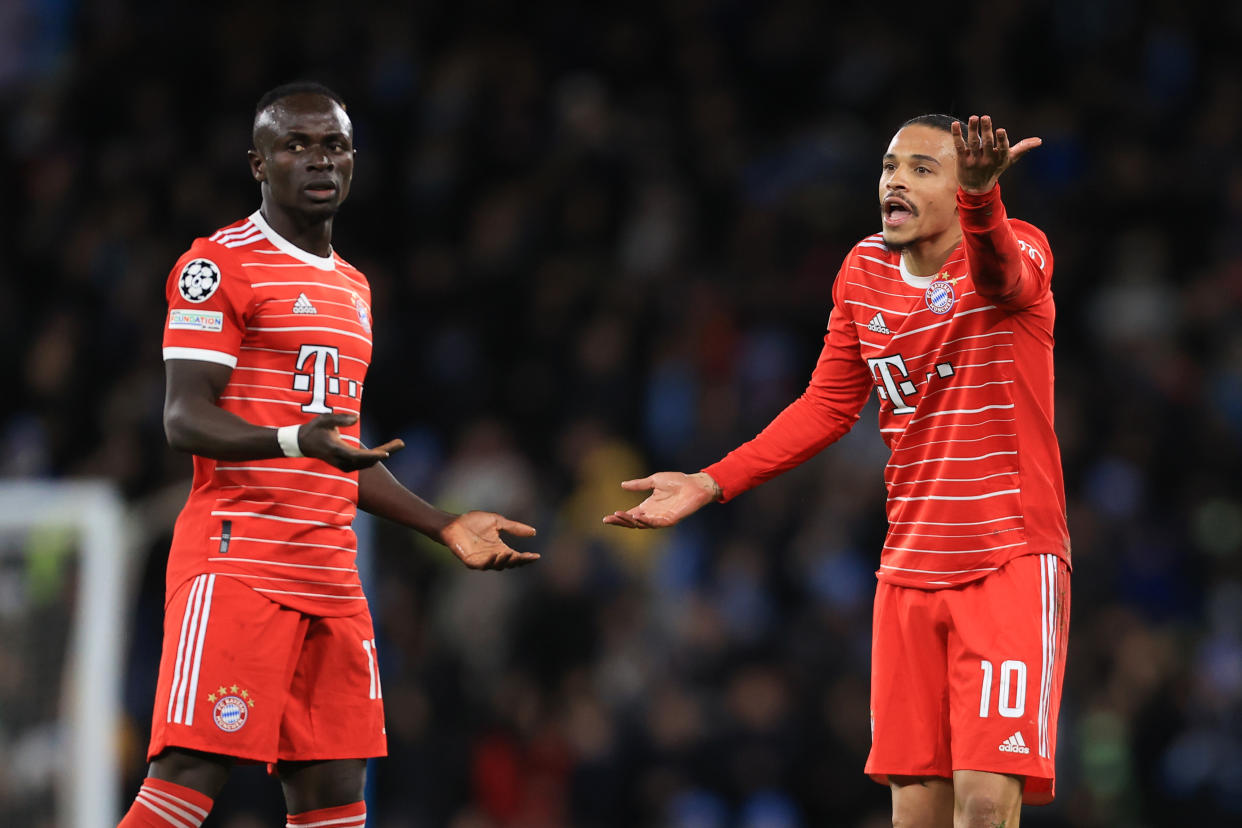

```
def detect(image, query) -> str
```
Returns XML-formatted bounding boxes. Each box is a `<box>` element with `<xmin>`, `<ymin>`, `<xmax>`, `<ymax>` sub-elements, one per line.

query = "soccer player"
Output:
<box><xmin>606</xmin><ymin>114</ymin><xmax>1070</xmax><ymax>827</ymax></box>
<box><xmin>117</xmin><ymin>82</ymin><xmax>539</xmax><ymax>828</ymax></box>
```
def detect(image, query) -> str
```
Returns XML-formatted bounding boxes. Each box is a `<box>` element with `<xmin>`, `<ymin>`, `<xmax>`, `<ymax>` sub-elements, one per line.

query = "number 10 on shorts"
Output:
<box><xmin>978</xmin><ymin>659</ymin><xmax>1026</xmax><ymax>718</ymax></box>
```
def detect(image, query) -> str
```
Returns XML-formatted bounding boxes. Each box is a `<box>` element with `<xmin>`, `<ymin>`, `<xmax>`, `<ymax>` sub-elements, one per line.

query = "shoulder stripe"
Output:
<box><xmin>222</xmin><ymin>229</ymin><xmax>266</xmax><ymax>248</ymax></box>
<box><xmin>209</xmin><ymin>222</ymin><xmax>255</xmax><ymax>243</ymax></box>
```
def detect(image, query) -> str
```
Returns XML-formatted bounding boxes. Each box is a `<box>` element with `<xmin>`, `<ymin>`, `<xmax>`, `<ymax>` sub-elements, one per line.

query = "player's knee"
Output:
<box><xmin>280</xmin><ymin>758</ymin><xmax>366</xmax><ymax>813</ymax></box>
<box><xmin>148</xmin><ymin>748</ymin><xmax>233</xmax><ymax>798</ymax></box>
<box><xmin>954</xmin><ymin>791</ymin><xmax>1018</xmax><ymax>827</ymax></box>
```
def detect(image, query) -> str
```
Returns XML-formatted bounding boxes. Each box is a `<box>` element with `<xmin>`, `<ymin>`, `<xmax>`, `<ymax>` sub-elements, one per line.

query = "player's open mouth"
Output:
<box><xmin>882</xmin><ymin>197</ymin><xmax>914</xmax><ymax>227</ymax></box>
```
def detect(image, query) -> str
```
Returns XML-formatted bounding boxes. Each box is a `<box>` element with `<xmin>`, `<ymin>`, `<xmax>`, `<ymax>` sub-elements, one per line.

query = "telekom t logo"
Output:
<box><xmin>292</xmin><ymin>344</ymin><xmax>345</xmax><ymax>413</ymax></box>
<box><xmin>867</xmin><ymin>353</ymin><xmax>956</xmax><ymax>415</ymax></box>
<box><xmin>868</xmin><ymin>354</ymin><xmax>918</xmax><ymax>414</ymax></box>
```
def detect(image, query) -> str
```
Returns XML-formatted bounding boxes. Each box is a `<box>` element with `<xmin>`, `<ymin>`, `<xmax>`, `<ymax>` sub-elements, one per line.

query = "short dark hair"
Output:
<box><xmin>900</xmin><ymin>113</ymin><xmax>962</xmax><ymax>133</ymax></box>
<box><xmin>255</xmin><ymin>81</ymin><xmax>346</xmax><ymax>116</ymax></box>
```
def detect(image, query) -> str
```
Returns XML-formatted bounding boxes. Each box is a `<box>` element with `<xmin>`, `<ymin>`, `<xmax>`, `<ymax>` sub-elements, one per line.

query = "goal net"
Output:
<box><xmin>0</xmin><ymin>480</ymin><xmax>128</xmax><ymax>828</ymax></box>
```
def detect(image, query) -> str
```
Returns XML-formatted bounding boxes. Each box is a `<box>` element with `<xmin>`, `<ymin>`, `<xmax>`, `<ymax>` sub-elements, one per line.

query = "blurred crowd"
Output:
<box><xmin>3</xmin><ymin>0</ymin><xmax>1242</xmax><ymax>826</ymax></box>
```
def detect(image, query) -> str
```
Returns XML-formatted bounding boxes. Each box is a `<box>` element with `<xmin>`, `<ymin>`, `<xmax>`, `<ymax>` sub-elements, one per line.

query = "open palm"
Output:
<box><xmin>442</xmin><ymin>510</ymin><xmax>539</xmax><ymax>570</ymax></box>
<box><xmin>603</xmin><ymin>471</ymin><xmax>717</xmax><ymax>529</ymax></box>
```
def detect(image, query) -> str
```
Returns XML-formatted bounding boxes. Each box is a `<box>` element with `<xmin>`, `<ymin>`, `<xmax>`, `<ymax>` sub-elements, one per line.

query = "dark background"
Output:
<box><xmin>3</xmin><ymin>1</ymin><xmax>1240</xmax><ymax>826</ymax></box>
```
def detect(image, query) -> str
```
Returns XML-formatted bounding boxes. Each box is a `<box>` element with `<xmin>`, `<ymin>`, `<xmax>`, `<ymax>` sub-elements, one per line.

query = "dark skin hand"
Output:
<box><xmin>163</xmin><ymin>359</ymin><xmax>401</xmax><ymax>470</ymax></box>
<box><xmin>163</xmin><ymin>358</ymin><xmax>539</xmax><ymax>569</ymax></box>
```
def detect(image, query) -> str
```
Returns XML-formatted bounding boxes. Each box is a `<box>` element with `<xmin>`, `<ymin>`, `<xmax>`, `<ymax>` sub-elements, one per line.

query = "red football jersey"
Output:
<box><xmin>162</xmin><ymin>211</ymin><xmax>374</xmax><ymax>615</ymax></box>
<box><xmin>704</xmin><ymin>187</ymin><xmax>1071</xmax><ymax>588</ymax></box>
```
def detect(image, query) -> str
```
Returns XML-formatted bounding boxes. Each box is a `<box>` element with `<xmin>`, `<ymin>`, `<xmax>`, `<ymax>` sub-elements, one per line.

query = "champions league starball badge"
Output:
<box><xmin>207</xmin><ymin>685</ymin><xmax>254</xmax><ymax>732</ymax></box>
<box><xmin>178</xmin><ymin>259</ymin><xmax>222</xmax><ymax>303</ymax></box>
<box><xmin>925</xmin><ymin>279</ymin><xmax>956</xmax><ymax>315</ymax></box>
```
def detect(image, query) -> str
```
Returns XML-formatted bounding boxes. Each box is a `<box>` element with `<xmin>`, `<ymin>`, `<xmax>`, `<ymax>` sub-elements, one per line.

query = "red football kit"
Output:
<box><xmin>703</xmin><ymin>186</ymin><xmax>1070</xmax><ymax>803</ymax></box>
<box><xmin>149</xmin><ymin>211</ymin><xmax>386</xmax><ymax>764</ymax></box>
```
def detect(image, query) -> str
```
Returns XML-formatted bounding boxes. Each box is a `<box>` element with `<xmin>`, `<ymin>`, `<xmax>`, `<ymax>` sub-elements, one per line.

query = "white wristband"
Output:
<box><xmin>276</xmin><ymin>425</ymin><xmax>303</xmax><ymax>458</ymax></box>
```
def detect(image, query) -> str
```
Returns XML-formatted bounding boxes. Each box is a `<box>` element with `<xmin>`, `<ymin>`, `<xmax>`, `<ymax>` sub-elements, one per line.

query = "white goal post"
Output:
<box><xmin>0</xmin><ymin>480</ymin><xmax>128</xmax><ymax>828</ymax></box>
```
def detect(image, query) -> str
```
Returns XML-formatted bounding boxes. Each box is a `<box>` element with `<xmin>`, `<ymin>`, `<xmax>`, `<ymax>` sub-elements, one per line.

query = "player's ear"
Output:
<box><xmin>248</xmin><ymin>148</ymin><xmax>265</xmax><ymax>182</ymax></box>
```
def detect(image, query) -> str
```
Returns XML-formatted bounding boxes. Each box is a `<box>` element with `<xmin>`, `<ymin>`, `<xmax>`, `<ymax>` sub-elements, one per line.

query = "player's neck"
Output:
<box><xmin>900</xmin><ymin>229</ymin><xmax>962</xmax><ymax>277</ymax></box>
<box><xmin>259</xmin><ymin>204</ymin><xmax>334</xmax><ymax>258</ymax></box>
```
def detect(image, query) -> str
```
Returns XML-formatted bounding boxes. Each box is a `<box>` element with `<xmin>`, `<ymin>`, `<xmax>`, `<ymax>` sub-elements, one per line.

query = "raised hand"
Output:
<box><xmin>298</xmin><ymin>413</ymin><xmax>405</xmax><ymax>471</ymax></box>
<box><xmin>603</xmin><ymin>471</ymin><xmax>720</xmax><ymax>529</ymax></box>
<box><xmin>441</xmin><ymin>510</ymin><xmax>539</xmax><ymax>570</ymax></box>
<box><xmin>952</xmin><ymin>115</ymin><xmax>1042</xmax><ymax>195</ymax></box>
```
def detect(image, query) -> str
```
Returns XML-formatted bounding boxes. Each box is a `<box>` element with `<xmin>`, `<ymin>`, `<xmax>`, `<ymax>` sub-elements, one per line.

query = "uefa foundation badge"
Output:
<box><xmin>207</xmin><ymin>684</ymin><xmax>254</xmax><ymax>732</ymax></box>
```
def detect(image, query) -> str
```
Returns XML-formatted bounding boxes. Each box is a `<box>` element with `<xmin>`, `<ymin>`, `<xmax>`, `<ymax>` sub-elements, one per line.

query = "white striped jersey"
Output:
<box><xmin>705</xmin><ymin>188</ymin><xmax>1070</xmax><ymax>588</ymax></box>
<box><xmin>162</xmin><ymin>211</ymin><xmax>373</xmax><ymax>615</ymax></box>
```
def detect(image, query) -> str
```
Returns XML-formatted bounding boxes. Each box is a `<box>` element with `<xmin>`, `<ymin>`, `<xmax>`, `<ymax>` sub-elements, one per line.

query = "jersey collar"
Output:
<box><xmin>249</xmin><ymin>210</ymin><xmax>337</xmax><ymax>272</ymax></box>
<box><xmin>898</xmin><ymin>255</ymin><xmax>937</xmax><ymax>289</ymax></box>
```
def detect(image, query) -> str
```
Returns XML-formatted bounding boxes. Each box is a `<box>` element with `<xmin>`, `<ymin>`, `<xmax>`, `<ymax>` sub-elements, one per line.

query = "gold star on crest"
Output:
<box><xmin>240</xmin><ymin>689</ymin><xmax>249</xmax><ymax>698</ymax></box>
<box><xmin>217</xmin><ymin>686</ymin><xmax>227</xmax><ymax>696</ymax></box>
<box><xmin>230</xmin><ymin>684</ymin><xmax>239</xmax><ymax>694</ymax></box>
<box><xmin>207</xmin><ymin>693</ymin><xmax>217</xmax><ymax>703</ymax></box>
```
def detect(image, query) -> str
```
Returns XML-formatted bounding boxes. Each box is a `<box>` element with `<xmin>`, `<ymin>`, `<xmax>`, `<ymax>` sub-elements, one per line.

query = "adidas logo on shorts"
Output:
<box><xmin>999</xmin><ymin>731</ymin><xmax>1030</xmax><ymax>754</ymax></box>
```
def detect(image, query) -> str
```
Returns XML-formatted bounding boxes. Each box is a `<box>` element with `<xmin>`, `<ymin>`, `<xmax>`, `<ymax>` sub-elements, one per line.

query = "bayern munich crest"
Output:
<box><xmin>179</xmin><ymin>258</ymin><xmax>222</xmax><ymax>303</ymax></box>
<box><xmin>924</xmin><ymin>279</ymin><xmax>956</xmax><ymax>315</ymax></box>
<box><xmin>353</xmin><ymin>292</ymin><xmax>371</xmax><ymax>333</ymax></box>
<box><xmin>207</xmin><ymin>685</ymin><xmax>254</xmax><ymax>732</ymax></box>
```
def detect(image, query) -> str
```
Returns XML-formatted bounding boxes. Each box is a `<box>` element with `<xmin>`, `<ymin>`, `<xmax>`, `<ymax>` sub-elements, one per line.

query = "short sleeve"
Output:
<box><xmin>162</xmin><ymin>241</ymin><xmax>253</xmax><ymax>368</ymax></box>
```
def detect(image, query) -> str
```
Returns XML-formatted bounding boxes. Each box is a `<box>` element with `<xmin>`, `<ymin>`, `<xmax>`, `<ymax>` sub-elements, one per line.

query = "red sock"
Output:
<box><xmin>286</xmin><ymin>800</ymin><xmax>367</xmax><ymax>828</ymax></box>
<box><xmin>118</xmin><ymin>778</ymin><xmax>213</xmax><ymax>827</ymax></box>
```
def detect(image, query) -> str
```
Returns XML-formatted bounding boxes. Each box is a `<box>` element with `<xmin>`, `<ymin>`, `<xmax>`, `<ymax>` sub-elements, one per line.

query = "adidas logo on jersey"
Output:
<box><xmin>868</xmin><ymin>312</ymin><xmax>892</xmax><ymax>335</ymax></box>
<box><xmin>999</xmin><ymin>731</ymin><xmax>1030</xmax><ymax>754</ymax></box>
<box><xmin>292</xmin><ymin>293</ymin><xmax>318</xmax><ymax>314</ymax></box>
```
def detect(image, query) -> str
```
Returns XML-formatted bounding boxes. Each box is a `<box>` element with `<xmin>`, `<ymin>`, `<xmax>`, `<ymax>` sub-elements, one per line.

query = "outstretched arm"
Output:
<box><xmin>605</xmin><ymin>272</ymin><xmax>873</xmax><ymax>529</ymax></box>
<box><xmin>163</xmin><ymin>359</ymin><xmax>402</xmax><ymax>470</ymax></box>
<box><xmin>358</xmin><ymin>463</ymin><xmax>539</xmax><ymax>570</ymax></box>
<box><xmin>952</xmin><ymin>115</ymin><xmax>1051</xmax><ymax>308</ymax></box>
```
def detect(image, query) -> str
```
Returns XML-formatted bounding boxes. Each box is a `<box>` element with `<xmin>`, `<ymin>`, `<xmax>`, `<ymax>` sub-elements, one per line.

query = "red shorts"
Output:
<box><xmin>866</xmin><ymin>553</ymin><xmax>1070</xmax><ymax>805</ymax></box>
<box><xmin>148</xmin><ymin>574</ymin><xmax>386</xmax><ymax>764</ymax></box>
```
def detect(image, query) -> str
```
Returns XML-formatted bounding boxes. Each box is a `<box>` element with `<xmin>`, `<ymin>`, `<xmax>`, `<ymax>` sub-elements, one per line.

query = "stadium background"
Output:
<box><xmin>3</xmin><ymin>1</ymin><xmax>1240</xmax><ymax>826</ymax></box>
